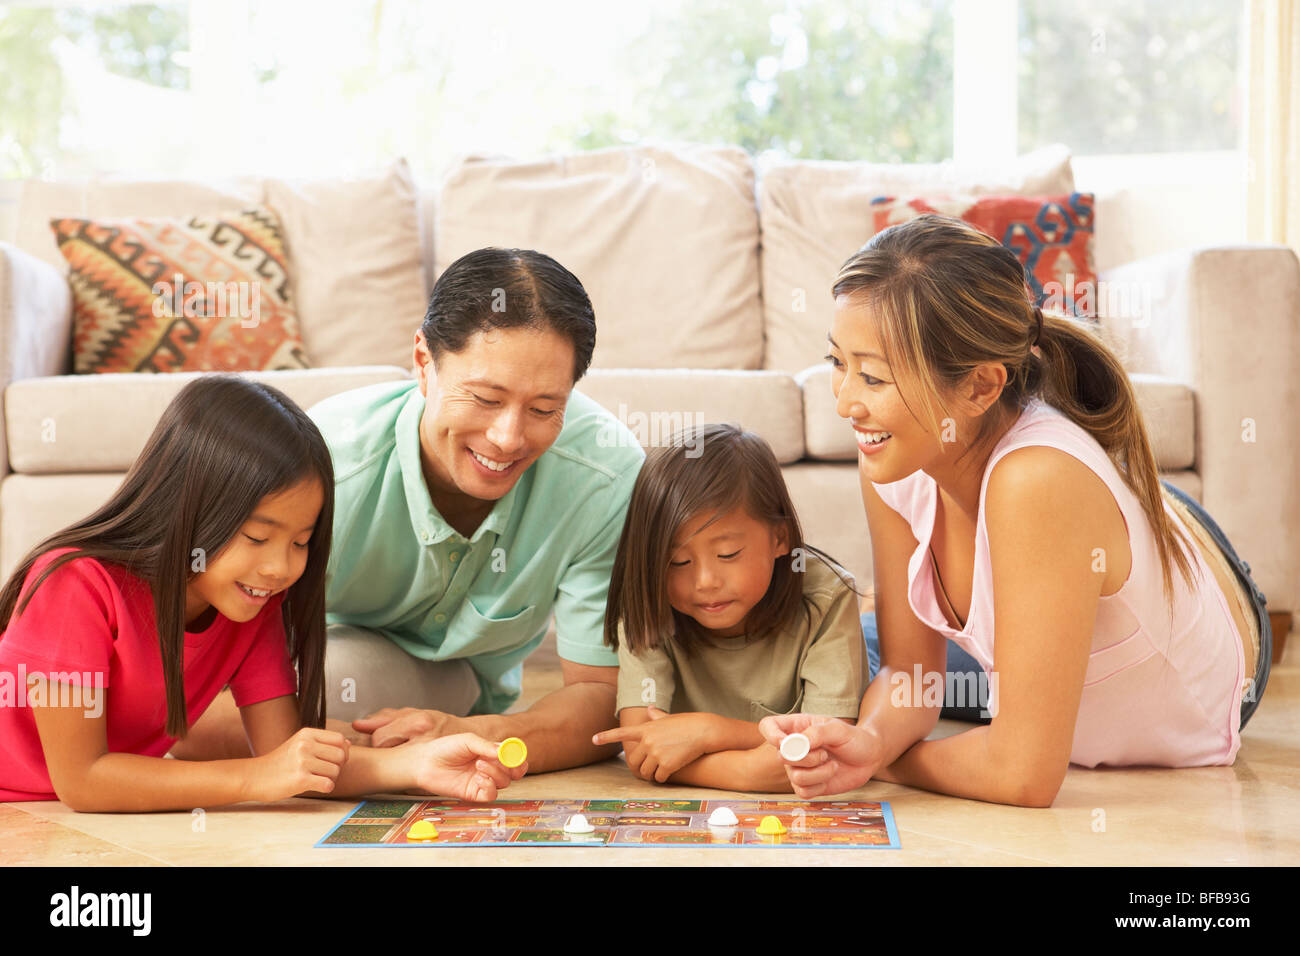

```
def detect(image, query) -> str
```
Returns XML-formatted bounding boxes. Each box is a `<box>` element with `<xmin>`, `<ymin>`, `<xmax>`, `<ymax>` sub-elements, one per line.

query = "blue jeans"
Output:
<box><xmin>861</xmin><ymin>479</ymin><xmax>1272</xmax><ymax>728</ymax></box>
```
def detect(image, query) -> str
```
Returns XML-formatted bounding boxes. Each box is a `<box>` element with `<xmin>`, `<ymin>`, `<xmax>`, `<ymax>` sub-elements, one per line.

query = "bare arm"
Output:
<box><xmin>870</xmin><ymin>449</ymin><xmax>1107</xmax><ymax>807</ymax></box>
<box><xmin>32</xmin><ymin>686</ymin><xmax>345</xmax><ymax>813</ymax></box>
<box><xmin>241</xmin><ymin>696</ymin><xmax>520</xmax><ymax>800</ymax></box>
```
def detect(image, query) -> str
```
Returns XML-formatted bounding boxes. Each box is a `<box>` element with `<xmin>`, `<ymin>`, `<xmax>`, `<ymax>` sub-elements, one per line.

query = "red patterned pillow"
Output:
<box><xmin>50</xmin><ymin>208</ymin><xmax>312</xmax><ymax>373</ymax></box>
<box><xmin>868</xmin><ymin>193</ymin><xmax>1097</xmax><ymax>318</ymax></box>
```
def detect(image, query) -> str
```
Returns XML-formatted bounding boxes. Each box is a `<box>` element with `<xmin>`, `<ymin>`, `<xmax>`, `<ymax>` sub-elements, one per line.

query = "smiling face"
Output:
<box><xmin>665</xmin><ymin>506</ymin><xmax>790</xmax><ymax>638</ymax></box>
<box><xmin>184</xmin><ymin>477</ymin><xmax>324</xmax><ymax>627</ymax></box>
<box><xmin>827</xmin><ymin>294</ymin><xmax>956</xmax><ymax>484</ymax></box>
<box><xmin>414</xmin><ymin>324</ymin><xmax>574</xmax><ymax>511</ymax></box>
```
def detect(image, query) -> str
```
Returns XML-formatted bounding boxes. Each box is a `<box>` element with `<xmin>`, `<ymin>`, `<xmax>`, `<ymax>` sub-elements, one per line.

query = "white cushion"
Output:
<box><xmin>5</xmin><ymin>367</ymin><xmax>412</xmax><ymax>474</ymax></box>
<box><xmin>265</xmin><ymin>160</ymin><xmax>427</xmax><ymax>370</ymax></box>
<box><xmin>575</xmin><ymin>368</ymin><xmax>803</xmax><ymax>464</ymax></box>
<box><xmin>758</xmin><ymin>144</ymin><xmax>1076</xmax><ymax>373</ymax></box>
<box><xmin>436</xmin><ymin>144</ymin><xmax>764</xmax><ymax>370</ymax></box>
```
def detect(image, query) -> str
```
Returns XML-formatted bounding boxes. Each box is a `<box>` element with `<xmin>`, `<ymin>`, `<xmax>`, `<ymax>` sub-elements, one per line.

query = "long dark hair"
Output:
<box><xmin>605</xmin><ymin>423</ymin><xmax>852</xmax><ymax>656</ymax></box>
<box><xmin>0</xmin><ymin>375</ymin><xmax>333</xmax><ymax>737</ymax></box>
<box><xmin>832</xmin><ymin>213</ymin><xmax>1197</xmax><ymax>608</ymax></box>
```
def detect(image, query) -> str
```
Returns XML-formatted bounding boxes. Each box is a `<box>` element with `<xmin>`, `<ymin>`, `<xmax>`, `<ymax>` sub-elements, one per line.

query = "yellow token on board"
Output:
<box><xmin>407</xmin><ymin>819</ymin><xmax>438</xmax><ymax>841</ymax></box>
<box><xmin>498</xmin><ymin>737</ymin><xmax>528</xmax><ymax>768</ymax></box>
<box><xmin>756</xmin><ymin>815</ymin><xmax>787</xmax><ymax>836</ymax></box>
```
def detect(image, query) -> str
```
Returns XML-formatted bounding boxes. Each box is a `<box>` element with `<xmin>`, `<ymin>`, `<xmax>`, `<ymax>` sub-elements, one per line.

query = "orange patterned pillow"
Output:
<box><xmin>50</xmin><ymin>208</ymin><xmax>312</xmax><ymax>373</ymax></box>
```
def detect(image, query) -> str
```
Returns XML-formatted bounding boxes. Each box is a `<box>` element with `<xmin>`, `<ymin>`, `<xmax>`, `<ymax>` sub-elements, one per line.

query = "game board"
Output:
<box><xmin>317</xmin><ymin>798</ymin><xmax>900</xmax><ymax>849</ymax></box>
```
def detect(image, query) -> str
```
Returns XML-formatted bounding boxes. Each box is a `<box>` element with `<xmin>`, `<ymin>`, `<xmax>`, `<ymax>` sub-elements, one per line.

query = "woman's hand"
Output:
<box><xmin>758</xmin><ymin>714</ymin><xmax>886</xmax><ymax>797</ymax></box>
<box><xmin>592</xmin><ymin>708</ymin><xmax>721</xmax><ymax>783</ymax></box>
<box><xmin>243</xmin><ymin>727</ymin><xmax>350</xmax><ymax>802</ymax></box>
<box><xmin>404</xmin><ymin>733</ymin><xmax>527</xmax><ymax>802</ymax></box>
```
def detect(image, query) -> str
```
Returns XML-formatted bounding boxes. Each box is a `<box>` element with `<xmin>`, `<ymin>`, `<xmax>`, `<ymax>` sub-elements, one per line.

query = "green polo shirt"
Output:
<box><xmin>308</xmin><ymin>379</ymin><xmax>644</xmax><ymax>714</ymax></box>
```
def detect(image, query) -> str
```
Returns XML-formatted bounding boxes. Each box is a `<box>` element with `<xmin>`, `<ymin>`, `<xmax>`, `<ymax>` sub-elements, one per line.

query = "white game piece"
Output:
<box><xmin>563</xmin><ymin>813</ymin><xmax>595</xmax><ymax>834</ymax></box>
<box><xmin>707</xmin><ymin>806</ymin><xmax>739</xmax><ymax>828</ymax></box>
<box><xmin>780</xmin><ymin>732</ymin><xmax>811</xmax><ymax>761</ymax></box>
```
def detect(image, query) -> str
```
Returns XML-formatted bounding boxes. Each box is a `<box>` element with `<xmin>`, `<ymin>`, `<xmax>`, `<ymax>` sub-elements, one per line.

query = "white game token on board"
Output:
<box><xmin>563</xmin><ymin>813</ymin><xmax>595</xmax><ymax>834</ymax></box>
<box><xmin>707</xmin><ymin>806</ymin><xmax>739</xmax><ymax>828</ymax></box>
<box><xmin>780</xmin><ymin>732</ymin><xmax>811</xmax><ymax>761</ymax></box>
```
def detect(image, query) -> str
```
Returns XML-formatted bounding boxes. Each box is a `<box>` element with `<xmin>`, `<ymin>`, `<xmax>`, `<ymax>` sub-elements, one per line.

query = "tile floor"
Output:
<box><xmin>3</xmin><ymin>637</ymin><xmax>1296</xmax><ymax>867</ymax></box>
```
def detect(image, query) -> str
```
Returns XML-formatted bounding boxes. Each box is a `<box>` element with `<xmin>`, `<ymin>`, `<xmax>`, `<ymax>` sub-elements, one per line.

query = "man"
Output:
<box><xmin>310</xmin><ymin>247</ymin><xmax>643</xmax><ymax>773</ymax></box>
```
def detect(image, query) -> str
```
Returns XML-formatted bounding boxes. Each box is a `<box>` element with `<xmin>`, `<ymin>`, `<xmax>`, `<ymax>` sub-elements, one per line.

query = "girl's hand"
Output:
<box><xmin>758</xmin><ymin>714</ymin><xmax>885</xmax><ymax>798</ymax></box>
<box><xmin>405</xmin><ymin>733</ymin><xmax>526</xmax><ymax>802</ymax></box>
<box><xmin>593</xmin><ymin>708</ymin><xmax>720</xmax><ymax>783</ymax></box>
<box><xmin>245</xmin><ymin>727</ymin><xmax>350</xmax><ymax>802</ymax></box>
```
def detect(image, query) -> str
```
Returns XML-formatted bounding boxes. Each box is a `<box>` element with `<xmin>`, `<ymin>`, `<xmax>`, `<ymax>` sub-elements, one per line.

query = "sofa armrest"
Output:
<box><xmin>1099</xmin><ymin>244</ymin><xmax>1300</xmax><ymax>615</ymax></box>
<box><xmin>0</xmin><ymin>242</ymin><xmax>72</xmax><ymax>478</ymax></box>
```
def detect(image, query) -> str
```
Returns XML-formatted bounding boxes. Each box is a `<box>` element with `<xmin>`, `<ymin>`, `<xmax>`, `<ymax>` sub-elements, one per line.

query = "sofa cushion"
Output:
<box><xmin>50</xmin><ymin>209</ymin><xmax>310</xmax><ymax>374</ymax></box>
<box><xmin>798</xmin><ymin>364</ymin><xmax>1195</xmax><ymax>471</ymax></box>
<box><xmin>264</xmin><ymin>160</ymin><xmax>427</xmax><ymax>371</ymax></box>
<box><xmin>17</xmin><ymin>177</ymin><xmax>265</xmax><ymax>274</ymax></box>
<box><xmin>575</xmin><ymin>369</ymin><xmax>803</xmax><ymax>464</ymax></box>
<box><xmin>758</xmin><ymin>144</ymin><xmax>1076</xmax><ymax>373</ymax></box>
<box><xmin>436</xmin><ymin>145</ymin><xmax>763</xmax><ymax>371</ymax></box>
<box><xmin>5</xmin><ymin>366</ymin><xmax>412</xmax><ymax>474</ymax></box>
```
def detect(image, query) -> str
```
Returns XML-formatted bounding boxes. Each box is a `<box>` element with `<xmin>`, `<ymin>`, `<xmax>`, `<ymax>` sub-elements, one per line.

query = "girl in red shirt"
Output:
<box><xmin>0</xmin><ymin>375</ymin><xmax>525</xmax><ymax>810</ymax></box>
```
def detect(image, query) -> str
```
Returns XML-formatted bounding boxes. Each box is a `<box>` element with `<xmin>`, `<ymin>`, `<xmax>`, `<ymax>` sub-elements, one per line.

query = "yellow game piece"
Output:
<box><xmin>497</xmin><ymin>737</ymin><xmax>528</xmax><ymax>768</ymax></box>
<box><xmin>407</xmin><ymin>819</ymin><xmax>438</xmax><ymax>841</ymax></box>
<box><xmin>756</xmin><ymin>815</ymin><xmax>787</xmax><ymax>836</ymax></box>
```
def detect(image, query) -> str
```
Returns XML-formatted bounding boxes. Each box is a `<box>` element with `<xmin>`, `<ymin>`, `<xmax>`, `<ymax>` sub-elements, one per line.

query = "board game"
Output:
<box><xmin>317</xmin><ymin>798</ymin><xmax>901</xmax><ymax>849</ymax></box>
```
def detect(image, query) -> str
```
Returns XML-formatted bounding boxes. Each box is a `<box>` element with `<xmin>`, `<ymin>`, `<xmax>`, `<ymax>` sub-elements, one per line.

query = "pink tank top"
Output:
<box><xmin>872</xmin><ymin>398</ymin><xmax>1244</xmax><ymax>768</ymax></box>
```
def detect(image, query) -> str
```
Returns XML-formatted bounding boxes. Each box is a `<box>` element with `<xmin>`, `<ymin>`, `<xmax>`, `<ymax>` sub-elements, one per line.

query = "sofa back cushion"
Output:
<box><xmin>758</xmin><ymin>144</ymin><xmax>1076</xmax><ymax>373</ymax></box>
<box><xmin>436</xmin><ymin>144</ymin><xmax>764</xmax><ymax>371</ymax></box>
<box><xmin>264</xmin><ymin>160</ymin><xmax>427</xmax><ymax>370</ymax></box>
<box><xmin>18</xmin><ymin>163</ymin><xmax>428</xmax><ymax>371</ymax></box>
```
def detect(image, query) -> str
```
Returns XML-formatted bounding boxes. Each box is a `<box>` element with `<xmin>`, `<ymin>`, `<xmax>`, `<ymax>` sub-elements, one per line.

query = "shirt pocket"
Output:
<box><xmin>1083</xmin><ymin>626</ymin><xmax>1159</xmax><ymax>688</ymax></box>
<box><xmin>447</xmin><ymin>599</ymin><xmax>540</xmax><ymax>658</ymax></box>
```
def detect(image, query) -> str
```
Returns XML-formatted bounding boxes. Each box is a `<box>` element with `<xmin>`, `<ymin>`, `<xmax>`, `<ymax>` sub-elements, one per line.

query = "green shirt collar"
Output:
<box><xmin>395</xmin><ymin>385</ymin><xmax>518</xmax><ymax>546</ymax></box>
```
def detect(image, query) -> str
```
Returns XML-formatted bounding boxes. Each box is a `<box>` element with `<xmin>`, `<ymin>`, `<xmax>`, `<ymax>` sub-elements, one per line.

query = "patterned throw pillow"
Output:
<box><xmin>867</xmin><ymin>193</ymin><xmax>1098</xmax><ymax>318</ymax></box>
<box><xmin>50</xmin><ymin>208</ymin><xmax>312</xmax><ymax>373</ymax></box>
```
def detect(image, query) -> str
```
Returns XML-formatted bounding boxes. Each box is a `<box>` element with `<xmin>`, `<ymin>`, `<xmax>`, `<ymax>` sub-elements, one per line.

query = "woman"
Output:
<box><xmin>759</xmin><ymin>214</ymin><xmax>1272</xmax><ymax>807</ymax></box>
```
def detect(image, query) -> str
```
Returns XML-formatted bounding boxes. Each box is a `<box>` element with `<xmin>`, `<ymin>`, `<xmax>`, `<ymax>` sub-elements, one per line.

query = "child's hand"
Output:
<box><xmin>758</xmin><ymin>714</ymin><xmax>884</xmax><ymax>797</ymax></box>
<box><xmin>246</xmin><ymin>727</ymin><xmax>350</xmax><ymax>802</ymax></box>
<box><xmin>405</xmin><ymin>733</ymin><xmax>526</xmax><ymax>802</ymax></box>
<box><xmin>593</xmin><ymin>708</ymin><xmax>719</xmax><ymax>783</ymax></box>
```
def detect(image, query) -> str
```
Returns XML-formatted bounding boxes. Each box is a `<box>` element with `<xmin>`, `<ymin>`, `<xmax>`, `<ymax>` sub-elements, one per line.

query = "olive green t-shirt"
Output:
<box><xmin>614</xmin><ymin>555</ymin><xmax>867</xmax><ymax>722</ymax></box>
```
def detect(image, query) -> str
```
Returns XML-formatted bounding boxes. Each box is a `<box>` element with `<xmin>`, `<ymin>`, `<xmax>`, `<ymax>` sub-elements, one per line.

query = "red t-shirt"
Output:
<box><xmin>0</xmin><ymin>548</ymin><xmax>298</xmax><ymax>801</ymax></box>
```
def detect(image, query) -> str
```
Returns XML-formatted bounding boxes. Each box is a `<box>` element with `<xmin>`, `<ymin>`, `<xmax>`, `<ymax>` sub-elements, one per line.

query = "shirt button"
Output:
<box><xmin>435</xmin><ymin>613</ymin><xmax>446</xmax><ymax>624</ymax></box>
<box><xmin>449</xmin><ymin>552</ymin><xmax>460</xmax><ymax>562</ymax></box>
<box><xmin>420</xmin><ymin>531</ymin><xmax>432</xmax><ymax>544</ymax></box>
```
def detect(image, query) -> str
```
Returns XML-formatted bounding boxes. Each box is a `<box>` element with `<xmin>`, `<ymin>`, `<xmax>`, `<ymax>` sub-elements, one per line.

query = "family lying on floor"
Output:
<box><xmin>0</xmin><ymin>215</ymin><xmax>1271</xmax><ymax>811</ymax></box>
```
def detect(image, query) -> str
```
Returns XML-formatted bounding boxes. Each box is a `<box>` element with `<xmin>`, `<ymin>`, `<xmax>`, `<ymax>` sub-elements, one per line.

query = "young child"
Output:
<box><xmin>592</xmin><ymin>423</ymin><xmax>867</xmax><ymax>792</ymax></box>
<box><xmin>0</xmin><ymin>375</ymin><xmax>524</xmax><ymax>810</ymax></box>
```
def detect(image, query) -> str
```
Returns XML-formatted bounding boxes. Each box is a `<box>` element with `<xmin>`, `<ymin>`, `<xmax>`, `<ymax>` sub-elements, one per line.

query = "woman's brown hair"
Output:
<box><xmin>604</xmin><ymin>423</ymin><xmax>850</xmax><ymax>656</ymax></box>
<box><xmin>0</xmin><ymin>375</ymin><xmax>333</xmax><ymax>738</ymax></box>
<box><xmin>831</xmin><ymin>213</ymin><xmax>1197</xmax><ymax>612</ymax></box>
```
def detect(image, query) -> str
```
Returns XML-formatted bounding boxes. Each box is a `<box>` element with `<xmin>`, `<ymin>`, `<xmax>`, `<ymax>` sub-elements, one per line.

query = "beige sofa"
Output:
<box><xmin>1</xmin><ymin>145</ymin><xmax>1297</xmax><ymax>634</ymax></box>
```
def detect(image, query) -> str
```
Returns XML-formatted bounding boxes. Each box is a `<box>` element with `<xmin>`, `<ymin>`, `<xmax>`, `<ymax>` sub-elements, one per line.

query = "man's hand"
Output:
<box><xmin>592</xmin><ymin>708</ymin><xmax>722</xmax><ymax>783</ymax></box>
<box><xmin>352</xmin><ymin>707</ymin><xmax>468</xmax><ymax>748</ymax></box>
